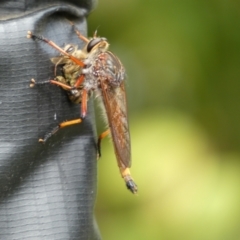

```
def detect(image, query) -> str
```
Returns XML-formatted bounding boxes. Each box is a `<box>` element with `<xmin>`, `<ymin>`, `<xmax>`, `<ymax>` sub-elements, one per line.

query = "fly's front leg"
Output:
<box><xmin>30</xmin><ymin>78</ymin><xmax>72</xmax><ymax>91</ymax></box>
<box><xmin>27</xmin><ymin>31</ymin><xmax>85</xmax><ymax>67</ymax></box>
<box><xmin>39</xmin><ymin>118</ymin><xmax>82</xmax><ymax>143</ymax></box>
<box><xmin>30</xmin><ymin>73</ymin><xmax>85</xmax><ymax>92</ymax></box>
<box><xmin>30</xmin><ymin>78</ymin><xmax>52</xmax><ymax>87</ymax></box>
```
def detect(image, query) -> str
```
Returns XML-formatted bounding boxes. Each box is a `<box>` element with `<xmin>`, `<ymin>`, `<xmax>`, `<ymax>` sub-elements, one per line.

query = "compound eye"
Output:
<box><xmin>66</xmin><ymin>46</ymin><xmax>74</xmax><ymax>53</ymax></box>
<box><xmin>87</xmin><ymin>38</ymin><xmax>102</xmax><ymax>53</ymax></box>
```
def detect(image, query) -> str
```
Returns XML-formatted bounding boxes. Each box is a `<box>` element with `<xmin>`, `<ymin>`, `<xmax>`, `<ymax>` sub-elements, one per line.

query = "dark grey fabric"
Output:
<box><xmin>0</xmin><ymin>1</ymin><xmax>101</xmax><ymax>239</ymax></box>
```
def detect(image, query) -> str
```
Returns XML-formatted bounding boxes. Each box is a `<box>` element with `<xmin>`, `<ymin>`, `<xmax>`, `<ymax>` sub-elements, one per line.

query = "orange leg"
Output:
<box><xmin>49</xmin><ymin>74</ymin><xmax>85</xmax><ymax>92</ymax></box>
<box><xmin>27</xmin><ymin>31</ymin><xmax>85</xmax><ymax>67</ymax></box>
<box><xmin>81</xmin><ymin>89</ymin><xmax>88</xmax><ymax>118</ymax></box>
<box><xmin>50</xmin><ymin>74</ymin><xmax>85</xmax><ymax>90</ymax></box>
<box><xmin>49</xmin><ymin>80</ymin><xmax>72</xmax><ymax>90</ymax></box>
<box><xmin>97</xmin><ymin>129</ymin><xmax>110</xmax><ymax>158</ymax></box>
<box><xmin>68</xmin><ymin>21</ymin><xmax>89</xmax><ymax>43</ymax></box>
<box><xmin>74</xmin><ymin>74</ymin><xmax>85</xmax><ymax>88</ymax></box>
<box><xmin>39</xmin><ymin>119</ymin><xmax>82</xmax><ymax>143</ymax></box>
<box><xmin>30</xmin><ymin>78</ymin><xmax>72</xmax><ymax>90</ymax></box>
<box><xmin>31</xmin><ymin>75</ymin><xmax>85</xmax><ymax>93</ymax></box>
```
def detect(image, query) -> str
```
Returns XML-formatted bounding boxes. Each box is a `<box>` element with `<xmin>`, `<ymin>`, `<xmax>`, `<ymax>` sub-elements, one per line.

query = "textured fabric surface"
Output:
<box><xmin>0</xmin><ymin>1</ymin><xmax>100</xmax><ymax>239</ymax></box>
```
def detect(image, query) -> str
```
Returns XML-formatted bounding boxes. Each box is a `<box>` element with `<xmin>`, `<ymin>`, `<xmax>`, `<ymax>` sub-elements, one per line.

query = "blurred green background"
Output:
<box><xmin>88</xmin><ymin>0</ymin><xmax>240</xmax><ymax>239</ymax></box>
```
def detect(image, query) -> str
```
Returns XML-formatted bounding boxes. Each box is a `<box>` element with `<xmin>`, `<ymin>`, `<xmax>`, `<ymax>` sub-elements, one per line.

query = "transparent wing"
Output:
<box><xmin>100</xmin><ymin>80</ymin><xmax>131</xmax><ymax>168</ymax></box>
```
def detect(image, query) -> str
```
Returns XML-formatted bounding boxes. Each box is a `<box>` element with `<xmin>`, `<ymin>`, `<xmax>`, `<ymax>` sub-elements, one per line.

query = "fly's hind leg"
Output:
<box><xmin>39</xmin><ymin>119</ymin><xmax>82</xmax><ymax>143</ymax></box>
<box><xmin>97</xmin><ymin>129</ymin><xmax>110</xmax><ymax>159</ymax></box>
<box><xmin>30</xmin><ymin>78</ymin><xmax>86</xmax><ymax>143</ymax></box>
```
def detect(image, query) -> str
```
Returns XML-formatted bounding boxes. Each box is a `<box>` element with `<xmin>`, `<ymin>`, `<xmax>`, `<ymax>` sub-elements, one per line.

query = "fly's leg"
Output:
<box><xmin>27</xmin><ymin>30</ymin><xmax>90</xmax><ymax>115</ymax></box>
<box><xmin>73</xmin><ymin>74</ymin><xmax>85</xmax><ymax>88</ymax></box>
<box><xmin>45</xmin><ymin>74</ymin><xmax>85</xmax><ymax>90</ymax></box>
<box><xmin>68</xmin><ymin>21</ymin><xmax>89</xmax><ymax>43</ymax></box>
<box><xmin>39</xmin><ymin>119</ymin><xmax>82</xmax><ymax>143</ymax></box>
<box><xmin>30</xmin><ymin>78</ymin><xmax>72</xmax><ymax>90</ymax></box>
<box><xmin>97</xmin><ymin>129</ymin><xmax>110</xmax><ymax>158</ymax></box>
<box><xmin>30</xmin><ymin>78</ymin><xmax>51</xmax><ymax>87</ymax></box>
<box><xmin>27</xmin><ymin>31</ymin><xmax>85</xmax><ymax>67</ymax></box>
<box><xmin>80</xmin><ymin>89</ymin><xmax>88</xmax><ymax>118</ymax></box>
<box><xmin>31</xmin><ymin>74</ymin><xmax>88</xmax><ymax>117</ymax></box>
<box><xmin>30</xmin><ymin>75</ymin><xmax>85</xmax><ymax>91</ymax></box>
<box><xmin>31</xmin><ymin>79</ymin><xmax>85</xmax><ymax>143</ymax></box>
<box><xmin>50</xmin><ymin>75</ymin><xmax>88</xmax><ymax>119</ymax></box>
<box><xmin>30</xmin><ymin>78</ymin><xmax>88</xmax><ymax>143</ymax></box>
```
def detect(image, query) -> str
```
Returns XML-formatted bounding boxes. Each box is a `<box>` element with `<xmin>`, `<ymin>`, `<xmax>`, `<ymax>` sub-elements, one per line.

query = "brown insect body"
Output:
<box><xmin>81</xmin><ymin>39</ymin><xmax>135</xmax><ymax>190</ymax></box>
<box><xmin>51</xmin><ymin>44</ymin><xmax>85</xmax><ymax>104</ymax></box>
<box><xmin>27</xmin><ymin>25</ymin><xmax>137</xmax><ymax>194</ymax></box>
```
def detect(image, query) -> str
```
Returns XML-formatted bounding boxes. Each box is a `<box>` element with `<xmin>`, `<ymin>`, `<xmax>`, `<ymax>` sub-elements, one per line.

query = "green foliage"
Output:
<box><xmin>89</xmin><ymin>1</ymin><xmax>240</xmax><ymax>239</ymax></box>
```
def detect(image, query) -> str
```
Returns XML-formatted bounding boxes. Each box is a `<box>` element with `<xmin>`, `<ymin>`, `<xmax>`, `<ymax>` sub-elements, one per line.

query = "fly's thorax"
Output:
<box><xmin>82</xmin><ymin>50</ymin><xmax>126</xmax><ymax>90</ymax></box>
<box><xmin>82</xmin><ymin>73</ymin><xmax>99</xmax><ymax>91</ymax></box>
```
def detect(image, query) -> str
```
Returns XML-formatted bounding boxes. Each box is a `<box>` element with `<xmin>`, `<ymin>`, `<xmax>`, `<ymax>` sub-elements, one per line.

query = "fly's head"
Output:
<box><xmin>86</xmin><ymin>37</ymin><xmax>109</xmax><ymax>56</ymax></box>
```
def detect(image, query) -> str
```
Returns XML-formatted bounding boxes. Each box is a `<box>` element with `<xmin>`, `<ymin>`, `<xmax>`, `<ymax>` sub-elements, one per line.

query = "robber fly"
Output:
<box><xmin>27</xmin><ymin>23</ymin><xmax>138</xmax><ymax>194</ymax></box>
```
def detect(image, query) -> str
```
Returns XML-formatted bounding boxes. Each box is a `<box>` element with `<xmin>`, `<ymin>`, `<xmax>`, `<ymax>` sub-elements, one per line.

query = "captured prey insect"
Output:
<box><xmin>27</xmin><ymin>23</ymin><xmax>138</xmax><ymax>194</ymax></box>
